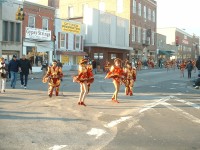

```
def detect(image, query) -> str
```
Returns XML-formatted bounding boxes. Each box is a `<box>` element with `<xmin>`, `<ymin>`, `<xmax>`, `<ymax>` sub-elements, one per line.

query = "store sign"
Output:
<box><xmin>61</xmin><ymin>55</ymin><xmax>69</xmax><ymax>63</ymax></box>
<box><xmin>61</xmin><ymin>21</ymin><xmax>81</xmax><ymax>34</ymax></box>
<box><xmin>182</xmin><ymin>39</ymin><xmax>189</xmax><ymax>45</ymax></box>
<box><xmin>25</xmin><ymin>27</ymin><xmax>51</xmax><ymax>41</ymax></box>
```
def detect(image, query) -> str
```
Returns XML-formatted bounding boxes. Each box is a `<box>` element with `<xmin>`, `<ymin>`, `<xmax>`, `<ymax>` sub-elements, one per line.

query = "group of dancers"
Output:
<box><xmin>42</xmin><ymin>58</ymin><xmax>137</xmax><ymax>106</ymax></box>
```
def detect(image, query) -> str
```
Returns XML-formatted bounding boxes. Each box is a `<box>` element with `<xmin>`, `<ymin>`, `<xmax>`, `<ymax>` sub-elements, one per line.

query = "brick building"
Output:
<box><xmin>157</xmin><ymin>27</ymin><xmax>199</xmax><ymax>60</ymax></box>
<box><xmin>22</xmin><ymin>1</ymin><xmax>55</xmax><ymax>71</ymax></box>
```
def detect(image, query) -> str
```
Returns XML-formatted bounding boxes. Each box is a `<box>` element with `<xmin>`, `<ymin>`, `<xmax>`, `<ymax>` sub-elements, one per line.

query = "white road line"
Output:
<box><xmin>87</xmin><ymin>128</ymin><xmax>106</xmax><ymax>139</ymax></box>
<box><xmin>104</xmin><ymin>116</ymin><xmax>132</xmax><ymax>128</ymax></box>
<box><xmin>139</xmin><ymin>96</ymin><xmax>172</xmax><ymax>113</ymax></box>
<box><xmin>161</xmin><ymin>102</ymin><xmax>200</xmax><ymax>124</ymax></box>
<box><xmin>176</xmin><ymin>99</ymin><xmax>200</xmax><ymax>109</ymax></box>
<box><xmin>49</xmin><ymin>145</ymin><xmax>68</xmax><ymax>150</ymax></box>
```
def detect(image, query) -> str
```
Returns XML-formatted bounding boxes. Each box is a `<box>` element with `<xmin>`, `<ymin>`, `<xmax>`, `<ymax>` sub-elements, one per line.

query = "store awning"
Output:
<box><xmin>56</xmin><ymin>50</ymin><xmax>88</xmax><ymax>56</ymax></box>
<box><xmin>158</xmin><ymin>50</ymin><xmax>171</xmax><ymax>56</ymax></box>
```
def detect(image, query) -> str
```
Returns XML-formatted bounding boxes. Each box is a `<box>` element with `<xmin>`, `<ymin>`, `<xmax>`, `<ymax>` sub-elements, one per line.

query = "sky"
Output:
<box><xmin>156</xmin><ymin>0</ymin><xmax>200</xmax><ymax>37</ymax></box>
<box><xmin>21</xmin><ymin>0</ymin><xmax>200</xmax><ymax>37</ymax></box>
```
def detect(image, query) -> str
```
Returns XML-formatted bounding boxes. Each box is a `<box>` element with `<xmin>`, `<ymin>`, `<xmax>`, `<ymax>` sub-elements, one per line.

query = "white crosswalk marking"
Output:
<box><xmin>175</xmin><ymin>99</ymin><xmax>200</xmax><ymax>109</ymax></box>
<box><xmin>161</xmin><ymin>102</ymin><xmax>200</xmax><ymax>124</ymax></box>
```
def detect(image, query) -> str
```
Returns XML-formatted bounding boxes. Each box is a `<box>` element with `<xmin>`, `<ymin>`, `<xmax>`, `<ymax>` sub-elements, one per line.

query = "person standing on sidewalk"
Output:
<box><xmin>0</xmin><ymin>57</ymin><xmax>8</xmax><ymax>93</ymax></box>
<box><xmin>92</xmin><ymin>60</ymin><xmax>97</xmax><ymax>74</ymax></box>
<box><xmin>196</xmin><ymin>56</ymin><xmax>200</xmax><ymax>74</ymax></box>
<box><xmin>8</xmin><ymin>55</ymin><xmax>20</xmax><ymax>89</ymax></box>
<box><xmin>42</xmin><ymin>60</ymin><xmax>63</xmax><ymax>97</ymax></box>
<box><xmin>19</xmin><ymin>55</ymin><xmax>32</xmax><ymax>89</ymax></box>
<box><xmin>186</xmin><ymin>60</ymin><xmax>193</xmax><ymax>79</ymax></box>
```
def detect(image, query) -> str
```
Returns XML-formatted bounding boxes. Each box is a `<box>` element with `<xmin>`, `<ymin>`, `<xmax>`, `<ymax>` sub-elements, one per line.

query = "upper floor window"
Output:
<box><xmin>68</xmin><ymin>6</ymin><xmax>74</xmax><ymax>18</ymax></box>
<box><xmin>142</xmin><ymin>28</ymin><xmax>146</xmax><ymax>43</ymax></box>
<box><xmin>138</xmin><ymin>27</ymin><xmax>141</xmax><ymax>43</ymax></box>
<box><xmin>60</xmin><ymin>33</ymin><xmax>66</xmax><ymax>48</ymax></box>
<box><xmin>99</xmin><ymin>1</ymin><xmax>105</xmax><ymax>12</ymax></box>
<box><xmin>132</xmin><ymin>25</ymin><xmax>135</xmax><ymax>42</ymax></box>
<box><xmin>138</xmin><ymin>2</ymin><xmax>141</xmax><ymax>16</ymax></box>
<box><xmin>28</xmin><ymin>16</ymin><xmax>35</xmax><ymax>28</ymax></box>
<box><xmin>117</xmin><ymin>0</ymin><xmax>123</xmax><ymax>13</ymax></box>
<box><xmin>152</xmin><ymin>10</ymin><xmax>155</xmax><ymax>22</ymax></box>
<box><xmin>148</xmin><ymin>8</ymin><xmax>151</xmax><ymax>20</ymax></box>
<box><xmin>75</xmin><ymin>35</ymin><xmax>80</xmax><ymax>50</ymax></box>
<box><xmin>3</xmin><ymin>21</ymin><xmax>8</xmax><ymax>41</ymax></box>
<box><xmin>133</xmin><ymin>0</ymin><xmax>136</xmax><ymax>13</ymax></box>
<box><xmin>143</xmin><ymin>6</ymin><xmax>146</xmax><ymax>19</ymax></box>
<box><xmin>42</xmin><ymin>18</ymin><xmax>48</xmax><ymax>30</ymax></box>
<box><xmin>151</xmin><ymin>31</ymin><xmax>154</xmax><ymax>45</ymax></box>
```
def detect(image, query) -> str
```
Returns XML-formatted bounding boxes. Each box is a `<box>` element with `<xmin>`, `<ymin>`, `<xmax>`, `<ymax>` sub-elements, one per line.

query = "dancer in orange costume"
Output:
<box><xmin>105</xmin><ymin>58</ymin><xmax>124</xmax><ymax>103</ymax></box>
<box><xmin>73</xmin><ymin>59</ymin><xmax>94</xmax><ymax>106</ymax></box>
<box><xmin>137</xmin><ymin>59</ymin><xmax>142</xmax><ymax>71</ymax></box>
<box><xmin>179</xmin><ymin>60</ymin><xmax>186</xmax><ymax>78</ymax></box>
<box><xmin>124</xmin><ymin>62</ymin><xmax>137</xmax><ymax>96</ymax></box>
<box><xmin>42</xmin><ymin>60</ymin><xmax>63</xmax><ymax>97</ymax></box>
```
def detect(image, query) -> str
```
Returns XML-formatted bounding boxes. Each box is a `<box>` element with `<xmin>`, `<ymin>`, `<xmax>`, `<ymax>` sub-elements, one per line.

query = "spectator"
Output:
<box><xmin>196</xmin><ymin>56</ymin><xmax>200</xmax><ymax>74</ymax></box>
<box><xmin>0</xmin><ymin>57</ymin><xmax>8</xmax><ymax>93</ymax></box>
<box><xmin>41</xmin><ymin>60</ymin><xmax>48</xmax><ymax>76</ymax></box>
<box><xmin>186</xmin><ymin>60</ymin><xmax>193</xmax><ymax>79</ymax></box>
<box><xmin>57</xmin><ymin>60</ymin><xmax>63</xmax><ymax>68</ymax></box>
<box><xmin>92</xmin><ymin>60</ymin><xmax>97</xmax><ymax>74</ymax></box>
<box><xmin>8</xmin><ymin>55</ymin><xmax>20</xmax><ymax>89</ymax></box>
<box><xmin>19</xmin><ymin>55</ymin><xmax>32</xmax><ymax>89</ymax></box>
<box><xmin>193</xmin><ymin>74</ymin><xmax>200</xmax><ymax>89</ymax></box>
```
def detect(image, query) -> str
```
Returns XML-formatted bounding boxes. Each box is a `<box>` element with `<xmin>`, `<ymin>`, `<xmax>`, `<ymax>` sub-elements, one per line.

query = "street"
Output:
<box><xmin>0</xmin><ymin>68</ymin><xmax>200</xmax><ymax>150</ymax></box>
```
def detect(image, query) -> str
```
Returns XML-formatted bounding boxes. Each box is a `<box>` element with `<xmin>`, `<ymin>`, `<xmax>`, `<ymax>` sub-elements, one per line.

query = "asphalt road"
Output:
<box><xmin>0</xmin><ymin>68</ymin><xmax>199</xmax><ymax>150</ymax></box>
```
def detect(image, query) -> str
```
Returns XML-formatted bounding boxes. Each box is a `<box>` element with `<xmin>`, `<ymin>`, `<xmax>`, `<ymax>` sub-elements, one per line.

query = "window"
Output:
<box><xmin>68</xmin><ymin>6</ymin><xmax>74</xmax><ymax>18</ymax></box>
<box><xmin>60</xmin><ymin>33</ymin><xmax>65</xmax><ymax>48</ymax></box>
<box><xmin>3</xmin><ymin>21</ymin><xmax>8</xmax><ymax>41</ymax></box>
<box><xmin>15</xmin><ymin>23</ymin><xmax>21</xmax><ymax>42</ymax></box>
<box><xmin>28</xmin><ymin>16</ymin><xmax>35</xmax><ymax>28</ymax></box>
<box><xmin>42</xmin><ymin>18</ymin><xmax>48</xmax><ymax>30</ymax></box>
<box><xmin>111</xmin><ymin>54</ymin><xmax>116</xmax><ymax>59</ymax></box>
<box><xmin>133</xmin><ymin>0</ymin><xmax>136</xmax><ymax>13</ymax></box>
<box><xmin>138</xmin><ymin>27</ymin><xmax>141</xmax><ymax>43</ymax></box>
<box><xmin>148</xmin><ymin>8</ymin><xmax>151</xmax><ymax>20</ymax></box>
<box><xmin>132</xmin><ymin>25</ymin><xmax>135</xmax><ymax>42</ymax></box>
<box><xmin>142</xmin><ymin>28</ymin><xmax>146</xmax><ymax>43</ymax></box>
<box><xmin>10</xmin><ymin>22</ymin><xmax>14</xmax><ymax>41</ymax></box>
<box><xmin>99</xmin><ymin>1</ymin><xmax>105</xmax><ymax>12</ymax></box>
<box><xmin>117</xmin><ymin>0</ymin><xmax>123</xmax><ymax>13</ymax></box>
<box><xmin>152</xmin><ymin>10</ymin><xmax>155</xmax><ymax>22</ymax></box>
<box><xmin>99</xmin><ymin>53</ymin><xmax>103</xmax><ymax>59</ymax></box>
<box><xmin>151</xmin><ymin>31</ymin><xmax>154</xmax><ymax>45</ymax></box>
<box><xmin>138</xmin><ymin>2</ymin><xmax>141</xmax><ymax>16</ymax></box>
<box><xmin>143</xmin><ymin>6</ymin><xmax>146</xmax><ymax>19</ymax></box>
<box><xmin>75</xmin><ymin>35</ymin><xmax>80</xmax><ymax>49</ymax></box>
<box><xmin>94</xmin><ymin>53</ymin><xmax>98</xmax><ymax>59</ymax></box>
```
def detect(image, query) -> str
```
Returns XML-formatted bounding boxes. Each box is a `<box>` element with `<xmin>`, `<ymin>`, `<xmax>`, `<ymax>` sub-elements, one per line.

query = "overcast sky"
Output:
<box><xmin>156</xmin><ymin>0</ymin><xmax>200</xmax><ymax>37</ymax></box>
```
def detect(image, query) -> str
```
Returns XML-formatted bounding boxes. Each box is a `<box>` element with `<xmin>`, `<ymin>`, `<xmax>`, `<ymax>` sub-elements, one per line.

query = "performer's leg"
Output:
<box><xmin>113</xmin><ymin>80</ymin><xmax>120</xmax><ymax>103</ymax></box>
<box><xmin>55</xmin><ymin>86</ymin><xmax>59</xmax><ymax>96</ymax></box>
<box><xmin>48</xmin><ymin>85</ymin><xmax>54</xmax><ymax>97</ymax></box>
<box><xmin>81</xmin><ymin>82</ymin><xmax>88</xmax><ymax>106</ymax></box>
<box><xmin>78</xmin><ymin>83</ymin><xmax>84</xmax><ymax>104</ymax></box>
<box><xmin>129</xmin><ymin>81</ymin><xmax>134</xmax><ymax>96</ymax></box>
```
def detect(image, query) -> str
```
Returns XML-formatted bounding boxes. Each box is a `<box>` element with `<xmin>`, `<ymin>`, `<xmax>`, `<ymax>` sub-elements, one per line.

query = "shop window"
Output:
<box><xmin>111</xmin><ymin>54</ymin><xmax>116</xmax><ymax>59</ymax></box>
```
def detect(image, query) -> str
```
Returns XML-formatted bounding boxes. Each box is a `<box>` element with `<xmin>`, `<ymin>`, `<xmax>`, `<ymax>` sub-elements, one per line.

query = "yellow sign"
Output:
<box><xmin>61</xmin><ymin>22</ymin><xmax>81</xmax><ymax>34</ymax></box>
<box><xmin>61</xmin><ymin>55</ymin><xmax>69</xmax><ymax>63</ymax></box>
<box><xmin>77</xmin><ymin>56</ymin><xmax>83</xmax><ymax>64</ymax></box>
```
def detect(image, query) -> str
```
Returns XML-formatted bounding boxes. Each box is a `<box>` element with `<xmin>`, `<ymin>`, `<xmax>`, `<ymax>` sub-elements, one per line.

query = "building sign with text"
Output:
<box><xmin>25</xmin><ymin>27</ymin><xmax>51</xmax><ymax>41</ymax></box>
<box><xmin>61</xmin><ymin>21</ymin><xmax>81</xmax><ymax>34</ymax></box>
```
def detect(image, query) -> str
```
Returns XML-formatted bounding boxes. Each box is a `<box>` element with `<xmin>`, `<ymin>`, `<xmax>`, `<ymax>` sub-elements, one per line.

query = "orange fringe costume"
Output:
<box><xmin>43</xmin><ymin>61</ymin><xmax>63</xmax><ymax>97</ymax></box>
<box><xmin>73</xmin><ymin>59</ymin><xmax>94</xmax><ymax>106</ymax></box>
<box><xmin>179</xmin><ymin>61</ymin><xmax>186</xmax><ymax>77</ymax></box>
<box><xmin>105</xmin><ymin>59</ymin><xmax>124</xmax><ymax>103</ymax></box>
<box><xmin>124</xmin><ymin>65</ymin><xmax>137</xmax><ymax>96</ymax></box>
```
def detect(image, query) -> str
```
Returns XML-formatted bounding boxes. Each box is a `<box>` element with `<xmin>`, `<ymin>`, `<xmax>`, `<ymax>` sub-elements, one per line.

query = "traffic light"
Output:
<box><xmin>16</xmin><ymin>7</ymin><xmax>25</xmax><ymax>21</ymax></box>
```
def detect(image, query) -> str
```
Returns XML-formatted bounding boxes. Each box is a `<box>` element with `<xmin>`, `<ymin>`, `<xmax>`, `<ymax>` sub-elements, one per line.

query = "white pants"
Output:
<box><xmin>0</xmin><ymin>77</ymin><xmax>6</xmax><ymax>92</ymax></box>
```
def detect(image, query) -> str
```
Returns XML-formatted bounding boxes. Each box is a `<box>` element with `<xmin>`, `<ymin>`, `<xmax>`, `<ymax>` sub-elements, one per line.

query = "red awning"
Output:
<box><xmin>56</xmin><ymin>50</ymin><xmax>88</xmax><ymax>56</ymax></box>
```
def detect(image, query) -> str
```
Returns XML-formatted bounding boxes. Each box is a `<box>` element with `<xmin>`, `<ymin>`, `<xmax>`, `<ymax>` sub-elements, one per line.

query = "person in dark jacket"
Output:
<box><xmin>196</xmin><ymin>56</ymin><xmax>200</xmax><ymax>74</ymax></box>
<box><xmin>8</xmin><ymin>55</ymin><xmax>20</xmax><ymax>89</ymax></box>
<box><xmin>19</xmin><ymin>55</ymin><xmax>32</xmax><ymax>89</ymax></box>
<box><xmin>92</xmin><ymin>60</ymin><xmax>97</xmax><ymax>74</ymax></box>
<box><xmin>186</xmin><ymin>60</ymin><xmax>193</xmax><ymax>79</ymax></box>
